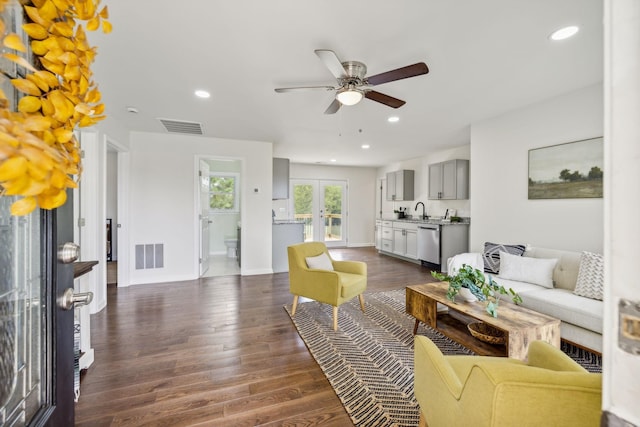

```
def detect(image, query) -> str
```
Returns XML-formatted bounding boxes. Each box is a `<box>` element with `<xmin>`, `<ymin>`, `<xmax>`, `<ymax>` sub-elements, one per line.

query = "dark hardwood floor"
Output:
<box><xmin>74</xmin><ymin>247</ymin><xmax>437</xmax><ymax>426</ymax></box>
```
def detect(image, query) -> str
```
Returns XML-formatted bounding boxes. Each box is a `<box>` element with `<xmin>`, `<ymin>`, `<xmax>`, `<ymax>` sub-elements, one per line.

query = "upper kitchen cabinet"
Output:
<box><xmin>273</xmin><ymin>157</ymin><xmax>290</xmax><ymax>200</ymax></box>
<box><xmin>386</xmin><ymin>170</ymin><xmax>415</xmax><ymax>201</ymax></box>
<box><xmin>428</xmin><ymin>159</ymin><xmax>469</xmax><ymax>200</ymax></box>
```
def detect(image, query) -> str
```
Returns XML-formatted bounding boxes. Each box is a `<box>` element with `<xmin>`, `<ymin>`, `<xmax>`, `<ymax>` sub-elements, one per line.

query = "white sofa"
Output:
<box><xmin>447</xmin><ymin>247</ymin><xmax>603</xmax><ymax>353</ymax></box>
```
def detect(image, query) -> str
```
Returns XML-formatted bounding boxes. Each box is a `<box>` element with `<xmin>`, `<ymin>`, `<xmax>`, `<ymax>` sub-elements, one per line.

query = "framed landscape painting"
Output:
<box><xmin>528</xmin><ymin>137</ymin><xmax>603</xmax><ymax>199</ymax></box>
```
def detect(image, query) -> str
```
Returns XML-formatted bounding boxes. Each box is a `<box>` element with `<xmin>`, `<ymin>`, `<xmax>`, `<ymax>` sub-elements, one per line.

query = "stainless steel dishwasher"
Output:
<box><xmin>417</xmin><ymin>224</ymin><xmax>440</xmax><ymax>265</ymax></box>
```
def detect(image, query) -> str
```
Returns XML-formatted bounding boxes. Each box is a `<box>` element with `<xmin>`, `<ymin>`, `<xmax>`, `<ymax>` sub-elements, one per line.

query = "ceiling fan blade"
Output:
<box><xmin>275</xmin><ymin>85</ymin><xmax>335</xmax><ymax>93</ymax></box>
<box><xmin>315</xmin><ymin>49</ymin><xmax>347</xmax><ymax>80</ymax></box>
<box><xmin>365</xmin><ymin>91</ymin><xmax>406</xmax><ymax>108</ymax></box>
<box><xmin>366</xmin><ymin>62</ymin><xmax>429</xmax><ymax>86</ymax></box>
<box><xmin>324</xmin><ymin>98</ymin><xmax>342</xmax><ymax>115</ymax></box>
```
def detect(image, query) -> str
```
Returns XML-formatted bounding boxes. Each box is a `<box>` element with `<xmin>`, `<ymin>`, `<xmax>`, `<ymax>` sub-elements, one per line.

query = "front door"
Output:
<box><xmin>0</xmin><ymin>191</ymin><xmax>76</xmax><ymax>425</ymax></box>
<box><xmin>291</xmin><ymin>180</ymin><xmax>347</xmax><ymax>247</ymax></box>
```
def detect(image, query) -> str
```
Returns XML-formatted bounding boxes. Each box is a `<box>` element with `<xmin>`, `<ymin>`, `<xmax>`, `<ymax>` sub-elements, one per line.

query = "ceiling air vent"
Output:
<box><xmin>157</xmin><ymin>118</ymin><xmax>204</xmax><ymax>135</ymax></box>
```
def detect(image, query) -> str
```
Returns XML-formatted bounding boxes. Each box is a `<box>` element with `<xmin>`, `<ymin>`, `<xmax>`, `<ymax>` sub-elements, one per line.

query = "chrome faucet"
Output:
<box><xmin>415</xmin><ymin>202</ymin><xmax>427</xmax><ymax>220</ymax></box>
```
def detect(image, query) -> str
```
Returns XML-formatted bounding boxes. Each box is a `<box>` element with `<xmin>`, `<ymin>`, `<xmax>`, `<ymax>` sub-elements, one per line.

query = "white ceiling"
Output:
<box><xmin>89</xmin><ymin>0</ymin><xmax>603</xmax><ymax>167</ymax></box>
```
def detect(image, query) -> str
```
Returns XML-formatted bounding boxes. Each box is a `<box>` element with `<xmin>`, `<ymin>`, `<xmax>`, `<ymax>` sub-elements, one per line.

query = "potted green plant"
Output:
<box><xmin>431</xmin><ymin>264</ymin><xmax>523</xmax><ymax>317</ymax></box>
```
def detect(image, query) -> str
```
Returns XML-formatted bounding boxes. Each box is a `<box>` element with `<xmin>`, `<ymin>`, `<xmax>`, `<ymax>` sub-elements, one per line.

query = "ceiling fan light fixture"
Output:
<box><xmin>336</xmin><ymin>87</ymin><xmax>364</xmax><ymax>106</ymax></box>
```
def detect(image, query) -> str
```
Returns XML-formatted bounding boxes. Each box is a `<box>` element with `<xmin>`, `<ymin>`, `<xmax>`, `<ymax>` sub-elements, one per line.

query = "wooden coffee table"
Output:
<box><xmin>406</xmin><ymin>282</ymin><xmax>560</xmax><ymax>360</ymax></box>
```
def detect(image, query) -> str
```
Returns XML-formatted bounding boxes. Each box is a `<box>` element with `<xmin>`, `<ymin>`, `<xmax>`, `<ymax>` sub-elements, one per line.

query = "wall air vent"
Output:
<box><xmin>157</xmin><ymin>118</ymin><xmax>204</xmax><ymax>135</ymax></box>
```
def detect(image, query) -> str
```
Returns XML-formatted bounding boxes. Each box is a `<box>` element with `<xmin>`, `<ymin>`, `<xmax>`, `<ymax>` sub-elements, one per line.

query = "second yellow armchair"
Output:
<box><xmin>287</xmin><ymin>242</ymin><xmax>367</xmax><ymax>331</ymax></box>
<box><xmin>413</xmin><ymin>336</ymin><xmax>602</xmax><ymax>427</ymax></box>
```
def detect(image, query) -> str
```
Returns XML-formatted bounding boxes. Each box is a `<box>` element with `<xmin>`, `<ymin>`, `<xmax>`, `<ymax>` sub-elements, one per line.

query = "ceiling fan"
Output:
<box><xmin>274</xmin><ymin>49</ymin><xmax>429</xmax><ymax>114</ymax></box>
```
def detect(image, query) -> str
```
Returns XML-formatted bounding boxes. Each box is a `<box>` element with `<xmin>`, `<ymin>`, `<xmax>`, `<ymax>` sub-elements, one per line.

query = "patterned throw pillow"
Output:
<box><xmin>483</xmin><ymin>242</ymin><xmax>526</xmax><ymax>274</ymax></box>
<box><xmin>574</xmin><ymin>251</ymin><xmax>604</xmax><ymax>300</ymax></box>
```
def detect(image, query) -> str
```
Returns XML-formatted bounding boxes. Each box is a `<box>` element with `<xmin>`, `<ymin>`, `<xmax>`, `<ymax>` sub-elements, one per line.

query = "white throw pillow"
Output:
<box><xmin>498</xmin><ymin>251</ymin><xmax>558</xmax><ymax>288</ymax></box>
<box><xmin>574</xmin><ymin>251</ymin><xmax>604</xmax><ymax>301</ymax></box>
<box><xmin>305</xmin><ymin>252</ymin><xmax>334</xmax><ymax>271</ymax></box>
<box><xmin>447</xmin><ymin>252</ymin><xmax>484</xmax><ymax>275</ymax></box>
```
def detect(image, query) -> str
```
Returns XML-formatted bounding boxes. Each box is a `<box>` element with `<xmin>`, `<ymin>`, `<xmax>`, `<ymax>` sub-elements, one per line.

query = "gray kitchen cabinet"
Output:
<box><xmin>386</xmin><ymin>169</ymin><xmax>415</xmax><ymax>201</ymax></box>
<box><xmin>392</xmin><ymin>228</ymin><xmax>405</xmax><ymax>256</ymax></box>
<box><xmin>375</xmin><ymin>220</ymin><xmax>382</xmax><ymax>250</ymax></box>
<box><xmin>428</xmin><ymin>159</ymin><xmax>469</xmax><ymax>200</ymax></box>
<box><xmin>380</xmin><ymin>220</ymin><xmax>393</xmax><ymax>252</ymax></box>
<box><xmin>272</xmin><ymin>157</ymin><xmax>290</xmax><ymax>200</ymax></box>
<box><xmin>405</xmin><ymin>228</ymin><xmax>418</xmax><ymax>259</ymax></box>
<box><xmin>272</xmin><ymin>222</ymin><xmax>304</xmax><ymax>272</ymax></box>
<box><xmin>391</xmin><ymin>221</ymin><xmax>418</xmax><ymax>260</ymax></box>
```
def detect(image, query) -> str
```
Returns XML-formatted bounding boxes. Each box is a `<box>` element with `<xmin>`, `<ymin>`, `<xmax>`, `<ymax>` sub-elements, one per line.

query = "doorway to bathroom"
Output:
<box><xmin>199</xmin><ymin>157</ymin><xmax>241</xmax><ymax>278</ymax></box>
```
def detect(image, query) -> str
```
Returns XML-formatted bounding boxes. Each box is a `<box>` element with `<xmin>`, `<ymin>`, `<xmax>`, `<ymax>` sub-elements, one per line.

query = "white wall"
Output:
<box><xmin>284</xmin><ymin>163</ymin><xmax>378</xmax><ymax>247</ymax></box>
<box><xmin>128</xmin><ymin>132</ymin><xmax>273</xmax><ymax>284</ymax></box>
<box><xmin>469</xmin><ymin>84</ymin><xmax>604</xmax><ymax>253</ymax></box>
<box><xmin>603</xmin><ymin>0</ymin><xmax>640</xmax><ymax>423</ymax></box>
<box><xmin>376</xmin><ymin>145</ymin><xmax>471</xmax><ymax>220</ymax></box>
<box><xmin>96</xmin><ymin>116</ymin><xmax>130</xmax><ymax>150</ymax></box>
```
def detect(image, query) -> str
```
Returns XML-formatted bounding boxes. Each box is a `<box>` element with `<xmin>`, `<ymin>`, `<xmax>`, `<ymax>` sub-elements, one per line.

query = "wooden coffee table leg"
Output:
<box><xmin>407</xmin><ymin>286</ymin><xmax>438</xmax><ymax>335</ymax></box>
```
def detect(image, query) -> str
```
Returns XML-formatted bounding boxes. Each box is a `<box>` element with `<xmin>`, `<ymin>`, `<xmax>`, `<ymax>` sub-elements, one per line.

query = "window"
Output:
<box><xmin>209</xmin><ymin>173</ymin><xmax>239</xmax><ymax>212</ymax></box>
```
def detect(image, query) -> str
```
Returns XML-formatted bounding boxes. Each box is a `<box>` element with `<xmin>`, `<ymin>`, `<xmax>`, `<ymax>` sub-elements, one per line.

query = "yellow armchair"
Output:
<box><xmin>414</xmin><ymin>336</ymin><xmax>602</xmax><ymax>427</ymax></box>
<box><xmin>287</xmin><ymin>242</ymin><xmax>367</xmax><ymax>330</ymax></box>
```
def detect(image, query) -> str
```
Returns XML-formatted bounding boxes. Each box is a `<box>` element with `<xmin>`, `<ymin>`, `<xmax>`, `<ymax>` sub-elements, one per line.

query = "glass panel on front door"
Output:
<box><xmin>0</xmin><ymin>197</ymin><xmax>44</xmax><ymax>425</ymax></box>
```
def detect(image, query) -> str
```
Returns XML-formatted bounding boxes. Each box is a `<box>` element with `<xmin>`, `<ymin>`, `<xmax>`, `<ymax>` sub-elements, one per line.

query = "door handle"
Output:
<box><xmin>58</xmin><ymin>288</ymin><xmax>94</xmax><ymax>311</ymax></box>
<box><xmin>57</xmin><ymin>242</ymin><xmax>80</xmax><ymax>264</ymax></box>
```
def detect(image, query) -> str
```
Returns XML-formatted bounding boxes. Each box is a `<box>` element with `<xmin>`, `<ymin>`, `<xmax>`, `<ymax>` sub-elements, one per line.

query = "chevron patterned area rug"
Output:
<box><xmin>284</xmin><ymin>289</ymin><xmax>602</xmax><ymax>427</ymax></box>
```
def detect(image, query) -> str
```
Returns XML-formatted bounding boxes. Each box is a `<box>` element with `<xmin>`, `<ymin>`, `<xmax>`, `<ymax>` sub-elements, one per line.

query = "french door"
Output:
<box><xmin>291</xmin><ymin>180</ymin><xmax>347</xmax><ymax>247</ymax></box>
<box><xmin>0</xmin><ymin>192</ymin><xmax>76</xmax><ymax>425</ymax></box>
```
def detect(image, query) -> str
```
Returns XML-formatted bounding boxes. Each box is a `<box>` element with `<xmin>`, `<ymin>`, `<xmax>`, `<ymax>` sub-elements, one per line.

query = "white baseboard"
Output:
<box><xmin>347</xmin><ymin>243</ymin><xmax>376</xmax><ymax>248</ymax></box>
<box><xmin>79</xmin><ymin>349</ymin><xmax>94</xmax><ymax>370</ymax></box>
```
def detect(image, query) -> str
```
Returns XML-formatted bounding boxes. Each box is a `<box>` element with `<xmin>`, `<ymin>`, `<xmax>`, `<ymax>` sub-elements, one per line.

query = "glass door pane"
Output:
<box><xmin>292</xmin><ymin>182</ymin><xmax>314</xmax><ymax>242</ymax></box>
<box><xmin>0</xmin><ymin>197</ymin><xmax>43</xmax><ymax>425</ymax></box>
<box><xmin>321</xmin><ymin>182</ymin><xmax>346</xmax><ymax>246</ymax></box>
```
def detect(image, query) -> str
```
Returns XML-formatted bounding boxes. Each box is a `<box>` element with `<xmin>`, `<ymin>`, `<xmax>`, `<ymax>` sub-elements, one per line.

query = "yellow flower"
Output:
<box><xmin>1</xmin><ymin>0</ymin><xmax>111</xmax><ymax>215</ymax></box>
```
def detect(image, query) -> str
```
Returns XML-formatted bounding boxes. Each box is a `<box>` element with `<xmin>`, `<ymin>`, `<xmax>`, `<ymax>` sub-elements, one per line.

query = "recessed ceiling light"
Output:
<box><xmin>126</xmin><ymin>106</ymin><xmax>139</xmax><ymax>113</ymax></box>
<box><xmin>330</xmin><ymin>159</ymin><xmax>337</xmax><ymax>163</ymax></box>
<box><xmin>195</xmin><ymin>90</ymin><xmax>210</xmax><ymax>98</ymax></box>
<box><xmin>361</xmin><ymin>144</ymin><xmax>370</xmax><ymax>149</ymax></box>
<box><xmin>549</xmin><ymin>26</ymin><xmax>579</xmax><ymax>41</ymax></box>
<box><xmin>387</xmin><ymin>116</ymin><xmax>400</xmax><ymax>123</ymax></box>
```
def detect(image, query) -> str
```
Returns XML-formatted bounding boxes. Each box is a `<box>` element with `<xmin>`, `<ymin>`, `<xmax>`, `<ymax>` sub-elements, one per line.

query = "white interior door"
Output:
<box><xmin>291</xmin><ymin>179</ymin><xmax>347</xmax><ymax>247</ymax></box>
<box><xmin>199</xmin><ymin>160</ymin><xmax>210</xmax><ymax>276</ymax></box>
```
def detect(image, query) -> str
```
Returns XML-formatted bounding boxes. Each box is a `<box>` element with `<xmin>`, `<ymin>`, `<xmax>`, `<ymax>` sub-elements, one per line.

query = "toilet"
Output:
<box><xmin>224</xmin><ymin>237</ymin><xmax>237</xmax><ymax>258</ymax></box>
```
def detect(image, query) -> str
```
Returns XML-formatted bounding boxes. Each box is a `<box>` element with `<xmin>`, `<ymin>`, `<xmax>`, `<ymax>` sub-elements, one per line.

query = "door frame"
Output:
<box><xmin>194</xmin><ymin>155</ymin><xmax>243</xmax><ymax>277</ymax></box>
<box><xmin>46</xmin><ymin>191</ymin><xmax>77</xmax><ymax>426</ymax></box>
<box><xmin>105</xmin><ymin>135</ymin><xmax>130</xmax><ymax>288</ymax></box>
<box><xmin>198</xmin><ymin>160</ymin><xmax>210</xmax><ymax>276</ymax></box>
